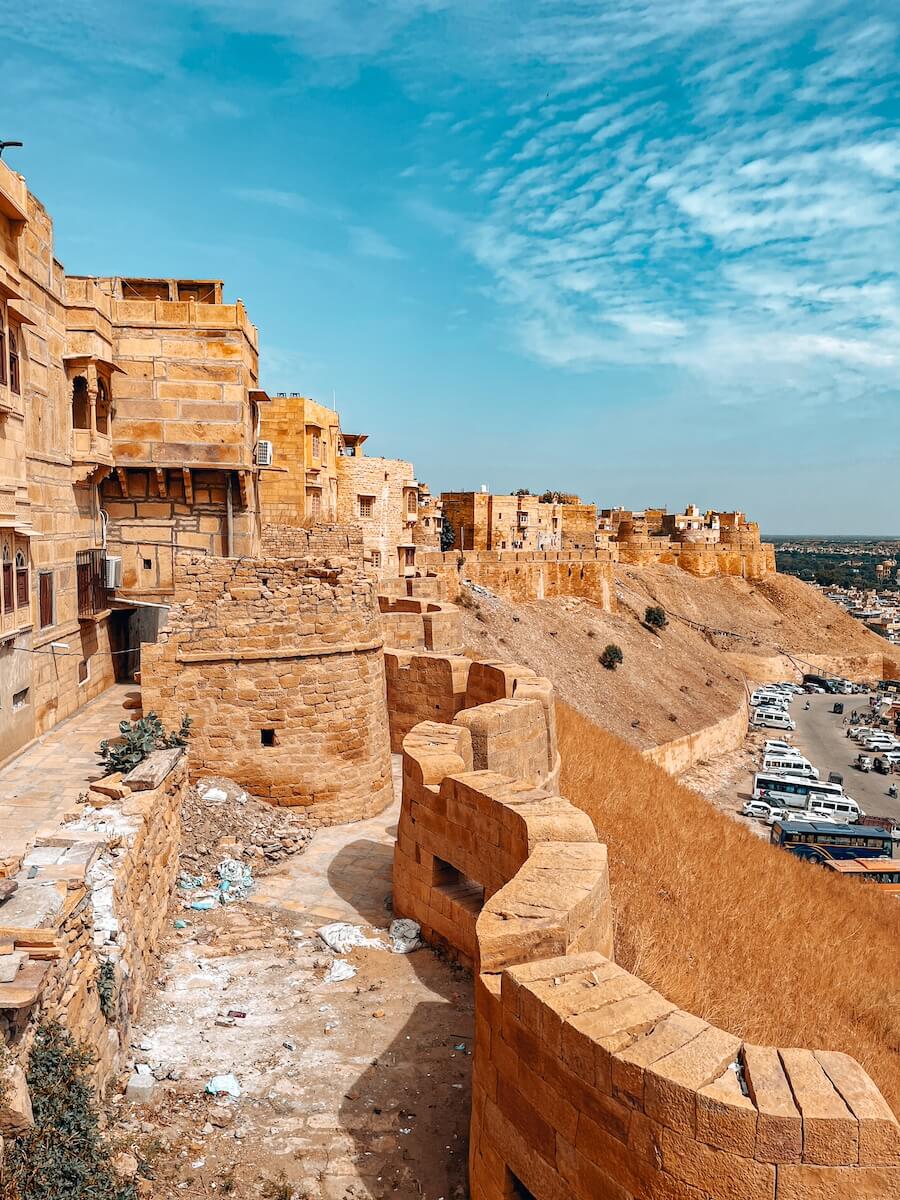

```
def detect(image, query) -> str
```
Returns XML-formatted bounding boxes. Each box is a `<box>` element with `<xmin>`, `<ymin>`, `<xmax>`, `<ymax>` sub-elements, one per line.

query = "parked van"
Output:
<box><xmin>806</xmin><ymin>793</ymin><xmax>864</xmax><ymax>823</ymax></box>
<box><xmin>751</xmin><ymin>711</ymin><xmax>796</xmax><ymax>731</ymax></box>
<box><xmin>762</xmin><ymin>756</ymin><xmax>819</xmax><ymax>780</ymax></box>
<box><xmin>764</xmin><ymin>739</ymin><xmax>794</xmax><ymax>754</ymax></box>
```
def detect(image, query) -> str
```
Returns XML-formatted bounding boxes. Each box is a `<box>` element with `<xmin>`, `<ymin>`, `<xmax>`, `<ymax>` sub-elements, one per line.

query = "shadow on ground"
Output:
<box><xmin>328</xmin><ymin>839</ymin><xmax>473</xmax><ymax>1200</ymax></box>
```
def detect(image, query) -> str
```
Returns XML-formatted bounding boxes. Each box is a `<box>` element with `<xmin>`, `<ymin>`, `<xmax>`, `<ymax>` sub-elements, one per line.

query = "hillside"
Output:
<box><xmin>557</xmin><ymin>701</ymin><xmax>900</xmax><ymax>1114</ymax></box>
<box><xmin>457</xmin><ymin>565</ymin><xmax>893</xmax><ymax>752</ymax></box>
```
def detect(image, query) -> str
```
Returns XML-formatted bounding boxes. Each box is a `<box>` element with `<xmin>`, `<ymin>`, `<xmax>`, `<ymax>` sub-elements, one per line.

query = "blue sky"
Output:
<box><xmin>3</xmin><ymin>1</ymin><xmax>899</xmax><ymax>533</ymax></box>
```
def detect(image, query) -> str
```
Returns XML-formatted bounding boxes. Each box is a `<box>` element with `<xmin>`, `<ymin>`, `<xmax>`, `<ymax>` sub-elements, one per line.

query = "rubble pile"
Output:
<box><xmin>180</xmin><ymin>777</ymin><xmax>313</xmax><ymax>875</ymax></box>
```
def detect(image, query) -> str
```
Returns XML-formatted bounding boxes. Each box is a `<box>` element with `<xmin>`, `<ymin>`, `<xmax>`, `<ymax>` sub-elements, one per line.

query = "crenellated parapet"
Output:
<box><xmin>390</xmin><ymin>661</ymin><xmax>900</xmax><ymax>1200</ymax></box>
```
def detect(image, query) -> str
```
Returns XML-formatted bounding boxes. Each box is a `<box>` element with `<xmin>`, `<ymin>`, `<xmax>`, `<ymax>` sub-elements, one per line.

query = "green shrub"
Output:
<box><xmin>97</xmin><ymin>712</ymin><xmax>192</xmax><ymax>777</ymax></box>
<box><xmin>645</xmin><ymin>605</ymin><xmax>668</xmax><ymax>630</ymax></box>
<box><xmin>599</xmin><ymin>643</ymin><xmax>624</xmax><ymax>671</ymax></box>
<box><xmin>2</xmin><ymin>1022</ymin><xmax>136</xmax><ymax>1200</ymax></box>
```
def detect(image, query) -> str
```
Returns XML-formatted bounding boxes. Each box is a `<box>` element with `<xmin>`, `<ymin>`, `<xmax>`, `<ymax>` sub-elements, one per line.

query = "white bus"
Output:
<box><xmin>752</xmin><ymin>773</ymin><xmax>843</xmax><ymax>806</ymax></box>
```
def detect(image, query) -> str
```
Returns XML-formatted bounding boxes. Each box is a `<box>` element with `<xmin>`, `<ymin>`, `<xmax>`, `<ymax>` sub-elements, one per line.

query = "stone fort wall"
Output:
<box><xmin>0</xmin><ymin>748</ymin><xmax>186</xmax><ymax>1146</ymax></box>
<box><xmin>391</xmin><ymin>673</ymin><xmax>900</xmax><ymax>1200</ymax></box>
<box><xmin>417</xmin><ymin>549</ymin><xmax>617</xmax><ymax>611</ymax></box>
<box><xmin>141</xmin><ymin>551</ymin><xmax>393</xmax><ymax>824</ymax></box>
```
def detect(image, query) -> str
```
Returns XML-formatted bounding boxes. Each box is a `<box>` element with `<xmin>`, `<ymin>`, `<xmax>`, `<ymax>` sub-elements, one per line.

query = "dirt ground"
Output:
<box><xmin>457</xmin><ymin>584</ymin><xmax>746</xmax><ymax>752</ymax></box>
<box><xmin>106</xmin><ymin>781</ymin><xmax>472</xmax><ymax>1200</ymax></box>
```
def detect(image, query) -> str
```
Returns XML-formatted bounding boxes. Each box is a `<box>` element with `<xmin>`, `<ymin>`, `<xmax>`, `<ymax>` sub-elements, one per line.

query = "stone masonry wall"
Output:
<box><xmin>261</xmin><ymin>522</ymin><xmax>364</xmax><ymax>562</ymax></box>
<box><xmin>141</xmin><ymin>551</ymin><xmax>393</xmax><ymax>824</ymax></box>
<box><xmin>0</xmin><ymin>748</ymin><xmax>185</xmax><ymax>1154</ymax></box>
<box><xmin>377</xmin><ymin>596</ymin><xmax>463</xmax><ymax>654</ymax></box>
<box><xmin>417</xmin><ymin>549</ymin><xmax>616</xmax><ymax>611</ymax></box>
<box><xmin>391</xmin><ymin>679</ymin><xmax>900</xmax><ymax>1200</ymax></box>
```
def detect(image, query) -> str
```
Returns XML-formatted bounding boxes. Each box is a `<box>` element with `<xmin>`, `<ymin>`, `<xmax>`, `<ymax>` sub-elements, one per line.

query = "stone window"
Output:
<box><xmin>78</xmin><ymin>658</ymin><xmax>90</xmax><ymax>684</ymax></box>
<box><xmin>15</xmin><ymin>549</ymin><xmax>28</xmax><ymax>608</ymax></box>
<box><xmin>309</xmin><ymin>427</ymin><xmax>321</xmax><ymax>459</ymax></box>
<box><xmin>72</xmin><ymin>376</ymin><xmax>90</xmax><ymax>430</ymax></box>
<box><xmin>358</xmin><ymin>495</ymin><xmax>375</xmax><ymax>519</ymax></box>
<box><xmin>260</xmin><ymin>728</ymin><xmax>276</xmax><ymax>747</ymax></box>
<box><xmin>306</xmin><ymin>488</ymin><xmax>322</xmax><ymax>520</ymax></box>
<box><xmin>39</xmin><ymin>571</ymin><xmax>54</xmax><ymax>629</ymax></box>
<box><xmin>370</xmin><ymin>550</ymin><xmax>381</xmax><ymax>568</ymax></box>
<box><xmin>407</xmin><ymin>492</ymin><xmax>417</xmax><ymax>516</ymax></box>
<box><xmin>8</xmin><ymin>328</ymin><xmax>20</xmax><ymax>395</ymax></box>
<box><xmin>13</xmin><ymin>687</ymin><xmax>29</xmax><ymax>711</ymax></box>
<box><xmin>1</xmin><ymin>543</ymin><xmax>12</xmax><ymax>613</ymax></box>
<box><xmin>96</xmin><ymin>375</ymin><xmax>110</xmax><ymax>434</ymax></box>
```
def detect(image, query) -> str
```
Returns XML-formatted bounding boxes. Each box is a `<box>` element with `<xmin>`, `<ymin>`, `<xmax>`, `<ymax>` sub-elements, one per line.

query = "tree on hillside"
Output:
<box><xmin>645</xmin><ymin>605</ymin><xmax>668</xmax><ymax>631</ymax></box>
<box><xmin>599</xmin><ymin>644</ymin><xmax>624</xmax><ymax>670</ymax></box>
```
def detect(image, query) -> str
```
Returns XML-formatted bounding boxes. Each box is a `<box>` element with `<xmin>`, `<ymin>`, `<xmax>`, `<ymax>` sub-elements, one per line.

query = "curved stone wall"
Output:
<box><xmin>377</xmin><ymin>595</ymin><xmax>463</xmax><ymax>653</ymax></box>
<box><xmin>141</xmin><ymin>551</ymin><xmax>393</xmax><ymax>824</ymax></box>
<box><xmin>392</xmin><ymin>683</ymin><xmax>900</xmax><ymax>1200</ymax></box>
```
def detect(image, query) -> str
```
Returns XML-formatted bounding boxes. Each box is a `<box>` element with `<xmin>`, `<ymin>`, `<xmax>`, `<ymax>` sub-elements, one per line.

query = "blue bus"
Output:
<box><xmin>771</xmin><ymin>821</ymin><xmax>895</xmax><ymax>863</ymax></box>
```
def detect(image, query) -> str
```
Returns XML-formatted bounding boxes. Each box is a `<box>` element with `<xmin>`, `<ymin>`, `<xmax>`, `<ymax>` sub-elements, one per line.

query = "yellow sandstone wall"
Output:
<box><xmin>390</xmin><ymin>664</ymin><xmax>900</xmax><ymax>1200</ymax></box>
<box><xmin>643</xmin><ymin>696</ymin><xmax>749</xmax><ymax>776</ymax></box>
<box><xmin>0</xmin><ymin>748</ymin><xmax>185</xmax><ymax>1101</ymax></box>
<box><xmin>418</xmin><ymin>549</ymin><xmax>617</xmax><ymax>612</ymax></box>
<box><xmin>141</xmin><ymin>551</ymin><xmax>393</xmax><ymax>824</ymax></box>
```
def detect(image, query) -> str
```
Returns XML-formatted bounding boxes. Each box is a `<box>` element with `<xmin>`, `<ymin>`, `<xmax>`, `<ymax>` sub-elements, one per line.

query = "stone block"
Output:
<box><xmin>0</xmin><ymin>1064</ymin><xmax>34</xmax><ymax>1135</ymax></box>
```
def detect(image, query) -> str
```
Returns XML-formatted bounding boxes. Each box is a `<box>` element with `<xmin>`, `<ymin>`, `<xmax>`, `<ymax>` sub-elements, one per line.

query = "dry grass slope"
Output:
<box><xmin>557</xmin><ymin>699</ymin><xmax>900</xmax><ymax>1115</ymax></box>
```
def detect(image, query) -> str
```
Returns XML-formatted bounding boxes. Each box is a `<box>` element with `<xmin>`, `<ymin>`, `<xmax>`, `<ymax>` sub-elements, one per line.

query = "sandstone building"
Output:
<box><xmin>0</xmin><ymin>159</ymin><xmax>267</xmax><ymax>765</ymax></box>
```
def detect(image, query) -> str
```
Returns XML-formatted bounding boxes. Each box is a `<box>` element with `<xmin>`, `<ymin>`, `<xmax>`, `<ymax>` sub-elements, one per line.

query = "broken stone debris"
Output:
<box><xmin>125</xmin><ymin>1073</ymin><xmax>156</xmax><ymax>1104</ymax></box>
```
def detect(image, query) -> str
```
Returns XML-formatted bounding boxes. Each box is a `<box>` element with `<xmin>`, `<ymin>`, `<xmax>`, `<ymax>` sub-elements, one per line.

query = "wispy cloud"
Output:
<box><xmin>348</xmin><ymin>225</ymin><xmax>406</xmax><ymax>261</ymax></box>
<box><xmin>232</xmin><ymin>187</ymin><xmax>309</xmax><ymax>212</ymax></box>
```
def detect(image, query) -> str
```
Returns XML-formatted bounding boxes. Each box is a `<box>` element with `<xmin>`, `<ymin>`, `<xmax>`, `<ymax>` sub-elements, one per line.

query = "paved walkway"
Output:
<box><xmin>249</xmin><ymin>757</ymin><xmax>402</xmax><ymax>924</ymax></box>
<box><xmin>0</xmin><ymin>684</ymin><xmax>137</xmax><ymax>864</ymax></box>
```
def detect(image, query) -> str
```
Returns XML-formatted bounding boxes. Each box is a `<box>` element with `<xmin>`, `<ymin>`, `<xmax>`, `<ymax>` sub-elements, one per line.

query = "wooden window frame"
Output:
<box><xmin>39</xmin><ymin>570</ymin><xmax>54</xmax><ymax>630</ymax></box>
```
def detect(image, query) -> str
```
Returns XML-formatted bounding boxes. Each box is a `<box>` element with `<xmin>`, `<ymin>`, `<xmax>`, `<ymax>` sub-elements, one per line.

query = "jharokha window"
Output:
<box><xmin>0</xmin><ymin>310</ymin><xmax>6</xmax><ymax>387</ymax></box>
<box><xmin>8</xmin><ymin>328</ymin><xmax>19</xmax><ymax>395</ymax></box>
<box><xmin>1</xmin><ymin>544</ymin><xmax>12</xmax><ymax>613</ymax></box>
<box><xmin>15</xmin><ymin>549</ymin><xmax>28</xmax><ymax>609</ymax></box>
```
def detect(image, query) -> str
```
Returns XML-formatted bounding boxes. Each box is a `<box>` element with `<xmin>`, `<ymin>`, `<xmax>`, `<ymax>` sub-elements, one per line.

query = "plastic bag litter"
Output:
<box><xmin>201</xmin><ymin>787</ymin><xmax>228</xmax><ymax>804</ymax></box>
<box><xmin>216</xmin><ymin>858</ymin><xmax>253</xmax><ymax>902</ymax></box>
<box><xmin>389</xmin><ymin>918</ymin><xmax>422</xmax><ymax>954</ymax></box>
<box><xmin>206</xmin><ymin>1073</ymin><xmax>241</xmax><ymax>1098</ymax></box>
<box><xmin>317</xmin><ymin>922</ymin><xmax>386</xmax><ymax>954</ymax></box>
<box><xmin>190</xmin><ymin>898</ymin><xmax>216</xmax><ymax>911</ymax></box>
<box><xmin>324</xmin><ymin>959</ymin><xmax>357</xmax><ymax>983</ymax></box>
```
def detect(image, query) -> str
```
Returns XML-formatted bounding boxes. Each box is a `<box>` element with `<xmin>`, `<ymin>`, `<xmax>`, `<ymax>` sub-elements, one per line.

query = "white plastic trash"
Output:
<box><xmin>389</xmin><ymin>918</ymin><xmax>422</xmax><ymax>954</ymax></box>
<box><xmin>206</xmin><ymin>1073</ymin><xmax>242</xmax><ymax>1098</ymax></box>
<box><xmin>317</xmin><ymin>922</ymin><xmax>386</xmax><ymax>954</ymax></box>
<box><xmin>324</xmin><ymin>960</ymin><xmax>357</xmax><ymax>983</ymax></box>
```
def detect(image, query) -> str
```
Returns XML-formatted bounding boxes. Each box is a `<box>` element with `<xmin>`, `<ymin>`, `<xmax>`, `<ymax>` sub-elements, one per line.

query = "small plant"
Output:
<box><xmin>261</xmin><ymin>1176</ymin><xmax>294</xmax><ymax>1200</ymax></box>
<box><xmin>645</xmin><ymin>605</ymin><xmax>668</xmax><ymax>630</ymax></box>
<box><xmin>96</xmin><ymin>960</ymin><xmax>117</xmax><ymax>1022</ymax></box>
<box><xmin>599</xmin><ymin>643</ymin><xmax>624</xmax><ymax>671</ymax></box>
<box><xmin>3</xmin><ymin>1022</ymin><xmax>136</xmax><ymax>1200</ymax></box>
<box><xmin>96</xmin><ymin>712</ymin><xmax>192</xmax><ymax>777</ymax></box>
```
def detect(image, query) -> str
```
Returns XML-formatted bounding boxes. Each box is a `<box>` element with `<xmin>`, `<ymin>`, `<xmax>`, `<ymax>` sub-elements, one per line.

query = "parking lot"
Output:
<box><xmin>790</xmin><ymin>691</ymin><xmax>900</xmax><ymax>825</ymax></box>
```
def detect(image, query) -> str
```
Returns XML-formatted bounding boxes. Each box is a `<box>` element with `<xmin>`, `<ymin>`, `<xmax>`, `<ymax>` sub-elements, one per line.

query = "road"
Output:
<box><xmin>790</xmin><ymin>692</ymin><xmax>900</xmax><ymax>825</ymax></box>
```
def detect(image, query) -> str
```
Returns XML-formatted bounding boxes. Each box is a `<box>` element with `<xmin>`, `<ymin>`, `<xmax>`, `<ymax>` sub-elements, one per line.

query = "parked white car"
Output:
<box><xmin>764</xmin><ymin>739</ymin><xmax>795</xmax><ymax>754</ymax></box>
<box><xmin>742</xmin><ymin>800</ymin><xmax>774</xmax><ymax>820</ymax></box>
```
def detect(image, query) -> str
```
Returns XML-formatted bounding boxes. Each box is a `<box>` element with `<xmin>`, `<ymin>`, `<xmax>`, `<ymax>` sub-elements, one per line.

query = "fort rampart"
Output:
<box><xmin>140</xmin><ymin>551</ymin><xmax>393</xmax><ymax>824</ymax></box>
<box><xmin>416</xmin><ymin>549</ymin><xmax>617</xmax><ymax>611</ymax></box>
<box><xmin>392</xmin><ymin>673</ymin><xmax>900</xmax><ymax>1200</ymax></box>
<box><xmin>0</xmin><ymin>748</ymin><xmax>185</xmax><ymax>1140</ymax></box>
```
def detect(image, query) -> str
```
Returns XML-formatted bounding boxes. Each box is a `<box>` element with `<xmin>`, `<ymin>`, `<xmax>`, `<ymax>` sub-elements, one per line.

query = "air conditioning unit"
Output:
<box><xmin>255</xmin><ymin>440</ymin><xmax>273</xmax><ymax>467</ymax></box>
<box><xmin>105</xmin><ymin>555</ymin><xmax>123</xmax><ymax>589</ymax></box>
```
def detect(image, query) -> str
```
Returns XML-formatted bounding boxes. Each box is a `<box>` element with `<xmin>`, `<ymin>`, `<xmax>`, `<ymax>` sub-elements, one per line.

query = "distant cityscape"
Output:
<box><xmin>770</xmin><ymin>536</ymin><xmax>900</xmax><ymax>646</ymax></box>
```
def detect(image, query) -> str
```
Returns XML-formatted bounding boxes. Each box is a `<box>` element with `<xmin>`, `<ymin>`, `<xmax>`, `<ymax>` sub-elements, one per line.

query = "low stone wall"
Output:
<box><xmin>0</xmin><ymin>748</ymin><xmax>185</xmax><ymax>1147</ymax></box>
<box><xmin>417</xmin><ymin>549</ymin><xmax>616</xmax><ymax>611</ymax></box>
<box><xmin>384</xmin><ymin>653</ymin><xmax>560</xmax><ymax>787</ymax></box>
<box><xmin>723</xmin><ymin>649</ymin><xmax>892</xmax><ymax>685</ymax></box>
<box><xmin>377</xmin><ymin>595</ymin><xmax>462</xmax><ymax>653</ymax></box>
<box><xmin>142</xmin><ymin>551</ymin><xmax>394</xmax><ymax>824</ymax></box>
<box><xmin>616</xmin><ymin>537</ymin><xmax>775</xmax><ymax>580</ymax></box>
<box><xmin>391</xmin><ymin>688</ymin><xmax>900</xmax><ymax>1200</ymax></box>
<box><xmin>260</xmin><ymin>522</ymin><xmax>364</xmax><ymax>562</ymax></box>
<box><xmin>643</xmin><ymin>696</ymin><xmax>749</xmax><ymax>775</ymax></box>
